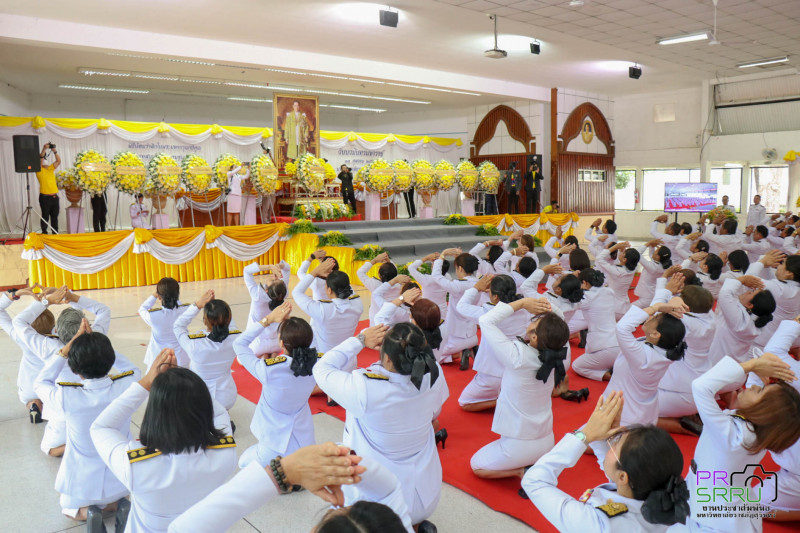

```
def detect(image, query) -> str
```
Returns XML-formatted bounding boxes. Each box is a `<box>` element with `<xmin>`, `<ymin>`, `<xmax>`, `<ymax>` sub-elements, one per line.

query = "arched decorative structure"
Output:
<box><xmin>470</xmin><ymin>104</ymin><xmax>536</xmax><ymax>158</ymax></box>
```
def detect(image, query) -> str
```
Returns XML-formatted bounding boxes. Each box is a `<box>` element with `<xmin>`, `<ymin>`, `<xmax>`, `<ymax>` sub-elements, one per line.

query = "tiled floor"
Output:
<box><xmin>0</xmin><ymin>275</ymin><xmax>535</xmax><ymax>532</ymax></box>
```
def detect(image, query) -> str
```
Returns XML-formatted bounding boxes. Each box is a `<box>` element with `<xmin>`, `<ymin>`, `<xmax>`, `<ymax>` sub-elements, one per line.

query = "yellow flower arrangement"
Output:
<box><xmin>285</xmin><ymin>160</ymin><xmax>298</xmax><ymax>177</ymax></box>
<box><xmin>56</xmin><ymin>168</ymin><xmax>79</xmax><ymax>190</ymax></box>
<box><xmin>412</xmin><ymin>159</ymin><xmax>435</xmax><ymax>192</ymax></box>
<box><xmin>391</xmin><ymin>159</ymin><xmax>414</xmax><ymax>193</ymax></box>
<box><xmin>74</xmin><ymin>150</ymin><xmax>111</xmax><ymax>196</ymax></box>
<box><xmin>110</xmin><ymin>151</ymin><xmax>147</xmax><ymax>195</ymax></box>
<box><xmin>478</xmin><ymin>161</ymin><xmax>500</xmax><ymax>194</ymax></box>
<box><xmin>212</xmin><ymin>153</ymin><xmax>241</xmax><ymax>189</ymax></box>
<box><xmin>297</xmin><ymin>153</ymin><xmax>326</xmax><ymax>193</ymax></box>
<box><xmin>456</xmin><ymin>160</ymin><xmax>478</xmax><ymax>192</ymax></box>
<box><xmin>433</xmin><ymin>159</ymin><xmax>456</xmax><ymax>191</ymax></box>
<box><xmin>323</xmin><ymin>161</ymin><xmax>336</xmax><ymax>182</ymax></box>
<box><xmin>250</xmin><ymin>153</ymin><xmax>279</xmax><ymax>195</ymax></box>
<box><xmin>146</xmin><ymin>152</ymin><xmax>181</xmax><ymax>195</ymax></box>
<box><xmin>180</xmin><ymin>154</ymin><xmax>213</xmax><ymax>194</ymax></box>
<box><xmin>365</xmin><ymin>158</ymin><xmax>395</xmax><ymax>193</ymax></box>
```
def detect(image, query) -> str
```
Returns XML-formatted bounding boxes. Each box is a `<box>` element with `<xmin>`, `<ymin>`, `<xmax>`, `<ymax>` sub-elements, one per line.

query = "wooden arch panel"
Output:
<box><xmin>471</xmin><ymin>104</ymin><xmax>535</xmax><ymax>158</ymax></box>
<box><xmin>558</xmin><ymin>102</ymin><xmax>614</xmax><ymax>156</ymax></box>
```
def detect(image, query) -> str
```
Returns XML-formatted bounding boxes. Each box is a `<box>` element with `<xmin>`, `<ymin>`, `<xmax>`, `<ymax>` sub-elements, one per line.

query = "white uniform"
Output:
<box><xmin>470</xmin><ymin>303</ymin><xmax>559</xmax><ymax>470</ymax></box>
<box><xmin>686</xmin><ymin>357</ymin><xmax>764</xmax><ymax>533</ymax></box>
<box><xmin>603</xmin><ymin>306</ymin><xmax>675</xmax><ymax>427</ymax></box>
<box><xmin>584</xmin><ymin>227</ymin><xmax>618</xmax><ymax>258</ymax></box>
<box><xmin>746</xmin><ymin>203</ymin><xmax>767</xmax><ymax>228</ymax></box>
<box><xmin>650</xmin><ymin>221</ymin><xmax>683</xmax><ymax>255</ymax></box>
<box><xmin>138</xmin><ymin>297</ymin><xmax>190</xmax><ymax>370</ymax></box>
<box><xmin>522</xmin><ymin>433</ymin><xmax>677</xmax><ymax>533</ymax></box>
<box><xmin>518</xmin><ymin>268</ymin><xmax>546</xmax><ymax>298</ymax></box>
<box><xmin>594</xmin><ymin>249</ymin><xmax>635</xmax><ymax>319</ymax></box>
<box><xmin>13</xmin><ymin>297</ymin><xmax>111</xmax><ymax>454</ymax></box>
<box><xmin>544</xmin><ymin>237</ymin><xmax>572</xmax><ymax>290</ymax></box>
<box><xmin>168</xmin><ymin>456</ymin><xmax>413</xmax><ymax>533</ymax></box>
<box><xmin>374</xmin><ymin>301</ymin><xmax>448</xmax><ymax>365</ymax></box>
<box><xmin>432</xmin><ymin>258</ymin><xmax>478</xmax><ymax>362</ymax></box>
<box><xmin>682</xmin><ymin>259</ymin><xmax>724</xmax><ymax>300</ymax></box>
<box><xmin>243</xmin><ymin>260</ymin><xmax>291</xmax><ymax>329</ymax></box>
<box><xmin>0</xmin><ymin>294</ymin><xmax>44</xmax><ymax>404</ymax></box>
<box><xmin>174</xmin><ymin>305</ymin><xmax>240</xmax><ymax>410</ymax></box>
<box><xmin>457</xmin><ymin>289</ymin><xmax>530</xmax><ymax>406</ymax></box>
<box><xmin>298</xmin><ymin>260</ymin><xmax>328</xmax><ymax>301</ymax></box>
<box><xmin>313</xmin><ymin>337</ymin><xmax>449</xmax><ymax>525</ymax></box>
<box><xmin>709</xmin><ymin>279</ymin><xmax>764</xmax><ymax>364</ymax></box>
<box><xmin>469</xmin><ymin>242</ymin><xmax>513</xmax><ymax>276</ymax></box>
<box><xmin>572</xmin><ymin>286</ymin><xmax>619</xmax><ymax>381</ymax></box>
<box><xmin>740</xmin><ymin>236</ymin><xmax>771</xmax><ymax>264</ymax></box>
<box><xmin>129</xmin><ymin>202</ymin><xmax>150</xmax><ymax>229</ymax></box>
<box><xmin>783</xmin><ymin>235</ymin><xmax>799</xmax><ymax>255</ymax></box>
<box><xmin>761</xmin><ymin>320</ymin><xmax>800</xmax><ymax>511</ymax></box>
<box><xmin>543</xmin><ymin>290</ymin><xmax>580</xmax><ymax>324</ymax></box>
<box><xmin>292</xmin><ymin>274</ymin><xmax>363</xmax><ymax>356</ymax></box>
<box><xmin>370</xmin><ymin>281</ymin><xmax>409</xmax><ymax>326</ymax></box>
<box><xmin>632</xmin><ymin>248</ymin><xmax>665</xmax><ymax>308</ymax></box>
<box><xmin>747</xmin><ymin>262</ymin><xmax>800</xmax><ymax>349</ymax></box>
<box><xmin>673</xmin><ymin>237</ymin><xmax>693</xmax><ymax>264</ymax></box>
<box><xmin>408</xmin><ymin>260</ymin><xmax>448</xmax><ymax>320</ymax></box>
<box><xmin>703</xmin><ymin>224</ymin><xmax>742</xmax><ymax>257</ymax></box>
<box><xmin>34</xmin><ymin>353</ymin><xmax>139</xmax><ymax>515</ymax></box>
<box><xmin>233</xmin><ymin>324</ymin><xmax>316</xmax><ymax>468</ymax></box>
<box><xmin>357</xmin><ymin>261</ymin><xmax>400</xmax><ymax>322</ymax></box>
<box><xmin>90</xmin><ymin>383</ymin><xmax>237</xmax><ymax>533</ymax></box>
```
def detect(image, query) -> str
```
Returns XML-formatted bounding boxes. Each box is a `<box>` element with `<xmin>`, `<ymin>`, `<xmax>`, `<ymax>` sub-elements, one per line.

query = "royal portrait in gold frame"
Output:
<box><xmin>274</xmin><ymin>94</ymin><xmax>320</xmax><ymax>168</ymax></box>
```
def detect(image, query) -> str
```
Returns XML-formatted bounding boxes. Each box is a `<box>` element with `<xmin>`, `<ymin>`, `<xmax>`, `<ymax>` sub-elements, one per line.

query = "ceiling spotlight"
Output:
<box><xmin>629</xmin><ymin>64</ymin><xmax>642</xmax><ymax>79</ymax></box>
<box><xmin>737</xmin><ymin>56</ymin><xmax>789</xmax><ymax>68</ymax></box>
<box><xmin>657</xmin><ymin>31</ymin><xmax>710</xmax><ymax>45</ymax></box>
<box><xmin>484</xmin><ymin>15</ymin><xmax>508</xmax><ymax>59</ymax></box>
<box><xmin>530</xmin><ymin>41</ymin><xmax>541</xmax><ymax>55</ymax></box>
<box><xmin>569</xmin><ymin>0</ymin><xmax>584</xmax><ymax>7</ymax></box>
<box><xmin>379</xmin><ymin>7</ymin><xmax>398</xmax><ymax>28</ymax></box>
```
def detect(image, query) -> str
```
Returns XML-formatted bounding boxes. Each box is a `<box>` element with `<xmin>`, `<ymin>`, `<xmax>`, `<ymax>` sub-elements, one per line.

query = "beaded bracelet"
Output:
<box><xmin>270</xmin><ymin>456</ymin><xmax>290</xmax><ymax>493</ymax></box>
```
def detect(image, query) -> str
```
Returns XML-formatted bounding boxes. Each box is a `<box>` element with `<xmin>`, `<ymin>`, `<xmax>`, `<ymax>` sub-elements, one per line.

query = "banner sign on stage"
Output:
<box><xmin>273</xmin><ymin>94</ymin><xmax>320</xmax><ymax>169</ymax></box>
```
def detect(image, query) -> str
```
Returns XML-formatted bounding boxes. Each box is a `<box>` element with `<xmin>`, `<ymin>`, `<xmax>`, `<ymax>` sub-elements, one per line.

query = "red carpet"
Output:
<box><xmin>231</xmin><ymin>288</ymin><xmax>797</xmax><ymax>532</ymax></box>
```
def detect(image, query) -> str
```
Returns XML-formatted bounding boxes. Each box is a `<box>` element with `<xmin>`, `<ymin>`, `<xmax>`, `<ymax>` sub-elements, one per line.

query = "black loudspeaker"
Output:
<box><xmin>629</xmin><ymin>66</ymin><xmax>642</xmax><ymax>79</ymax></box>
<box><xmin>13</xmin><ymin>135</ymin><xmax>41</xmax><ymax>173</ymax></box>
<box><xmin>379</xmin><ymin>10</ymin><xmax>398</xmax><ymax>27</ymax></box>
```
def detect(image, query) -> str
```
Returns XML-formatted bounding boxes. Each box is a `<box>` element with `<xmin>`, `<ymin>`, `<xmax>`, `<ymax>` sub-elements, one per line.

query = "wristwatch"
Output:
<box><xmin>357</xmin><ymin>333</ymin><xmax>366</xmax><ymax>347</ymax></box>
<box><xmin>398</xmin><ymin>295</ymin><xmax>404</xmax><ymax>302</ymax></box>
<box><xmin>572</xmin><ymin>430</ymin><xmax>587</xmax><ymax>443</ymax></box>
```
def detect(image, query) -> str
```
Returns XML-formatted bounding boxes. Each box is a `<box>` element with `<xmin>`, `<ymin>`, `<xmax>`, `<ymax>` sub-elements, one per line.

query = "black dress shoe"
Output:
<box><xmin>460</xmin><ymin>348</ymin><xmax>472</xmax><ymax>371</ymax></box>
<box><xmin>560</xmin><ymin>389</ymin><xmax>585</xmax><ymax>403</ymax></box>
<box><xmin>578</xmin><ymin>329</ymin><xmax>588</xmax><ymax>349</ymax></box>
<box><xmin>86</xmin><ymin>505</ymin><xmax>107</xmax><ymax>533</ymax></box>
<box><xmin>327</xmin><ymin>398</ymin><xmax>339</xmax><ymax>407</ymax></box>
<box><xmin>579</xmin><ymin>388</ymin><xmax>590</xmax><ymax>401</ymax></box>
<box><xmin>114</xmin><ymin>498</ymin><xmax>130</xmax><ymax>533</ymax></box>
<box><xmin>29</xmin><ymin>403</ymin><xmax>42</xmax><ymax>424</ymax></box>
<box><xmin>417</xmin><ymin>520</ymin><xmax>438</xmax><ymax>533</ymax></box>
<box><xmin>680</xmin><ymin>415</ymin><xmax>703</xmax><ymax>436</ymax></box>
<box><xmin>435</xmin><ymin>428</ymin><xmax>448</xmax><ymax>450</ymax></box>
<box><xmin>518</xmin><ymin>487</ymin><xmax>530</xmax><ymax>499</ymax></box>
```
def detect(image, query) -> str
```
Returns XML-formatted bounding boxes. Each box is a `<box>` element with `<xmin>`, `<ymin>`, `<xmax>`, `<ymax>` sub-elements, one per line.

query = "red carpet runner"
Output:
<box><xmin>231</xmin><ymin>298</ymin><xmax>796</xmax><ymax>532</ymax></box>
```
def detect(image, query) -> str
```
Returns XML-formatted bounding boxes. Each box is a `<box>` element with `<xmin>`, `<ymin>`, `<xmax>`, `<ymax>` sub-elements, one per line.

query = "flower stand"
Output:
<box><xmin>242</xmin><ymin>195</ymin><xmax>257</xmax><ymax>225</ymax></box>
<box><xmin>365</xmin><ymin>192</ymin><xmax>381</xmax><ymax>221</ymax></box>
<box><xmin>151</xmin><ymin>214</ymin><xmax>169</xmax><ymax>229</ymax></box>
<box><xmin>66</xmin><ymin>206</ymin><xmax>85</xmax><ymax>234</ymax></box>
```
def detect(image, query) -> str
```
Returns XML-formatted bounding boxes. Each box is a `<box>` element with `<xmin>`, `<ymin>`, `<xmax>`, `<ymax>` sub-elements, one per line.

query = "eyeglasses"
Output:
<box><xmin>606</xmin><ymin>429</ymin><xmax>629</xmax><ymax>466</ymax></box>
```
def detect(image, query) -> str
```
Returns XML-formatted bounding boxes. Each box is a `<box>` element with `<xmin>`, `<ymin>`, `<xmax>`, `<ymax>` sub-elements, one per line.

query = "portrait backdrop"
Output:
<box><xmin>273</xmin><ymin>94</ymin><xmax>319</xmax><ymax>168</ymax></box>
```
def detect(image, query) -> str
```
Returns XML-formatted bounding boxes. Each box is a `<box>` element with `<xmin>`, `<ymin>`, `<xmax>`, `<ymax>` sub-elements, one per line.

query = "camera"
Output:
<box><xmin>730</xmin><ymin>464</ymin><xmax>778</xmax><ymax>503</ymax></box>
<box><xmin>47</xmin><ymin>142</ymin><xmax>56</xmax><ymax>150</ymax></box>
<box><xmin>260</xmin><ymin>142</ymin><xmax>270</xmax><ymax>154</ymax></box>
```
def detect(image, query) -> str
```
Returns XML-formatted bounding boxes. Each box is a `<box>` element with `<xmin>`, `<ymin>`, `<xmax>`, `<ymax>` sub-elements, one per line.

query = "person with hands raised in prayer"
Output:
<box><xmin>139</xmin><ymin>277</ymin><xmax>189</xmax><ymax>370</ymax></box>
<box><xmin>373</xmin><ymin>286</ymin><xmax>422</xmax><ymax>327</ymax></box>
<box><xmin>595</xmin><ymin>240</ymin><xmax>640</xmax><ymax>320</ymax></box>
<box><xmin>357</xmin><ymin>251</ymin><xmax>401</xmax><ymax>323</ymax></box>
<box><xmin>432</xmin><ymin>248</ymin><xmax>480</xmax><ymax>366</ymax></box>
<box><xmin>633</xmin><ymin>239</ymin><xmax>671</xmax><ymax>308</ymax></box>
<box><xmin>409</xmin><ymin>252</ymin><xmax>449</xmax><ymax>320</ymax></box>
<box><xmin>313</xmin><ymin>323</ymin><xmax>448</xmax><ymax>532</ymax></box>
<box><xmin>297</xmin><ymin>249</ymin><xmax>339</xmax><ymax>301</ymax></box>
<box><xmin>522</xmin><ymin>391</ymin><xmax>691</xmax><ymax>532</ymax></box>
<box><xmin>746</xmin><ymin>249</ymin><xmax>800</xmax><ymax>350</ymax></box>
<box><xmin>369</xmin><ymin>273</ymin><xmax>413</xmax><ymax>326</ymax></box>
<box><xmin>468</xmin><ymin>237</ymin><xmax>513</xmax><ymax>276</ymax></box>
<box><xmin>242</xmin><ymin>260</ymin><xmax>291</xmax><ymax>329</ymax></box>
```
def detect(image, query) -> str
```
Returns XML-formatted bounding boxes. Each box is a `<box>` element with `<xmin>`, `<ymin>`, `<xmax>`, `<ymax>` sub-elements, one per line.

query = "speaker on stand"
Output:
<box><xmin>11</xmin><ymin>135</ymin><xmax>51</xmax><ymax>240</ymax></box>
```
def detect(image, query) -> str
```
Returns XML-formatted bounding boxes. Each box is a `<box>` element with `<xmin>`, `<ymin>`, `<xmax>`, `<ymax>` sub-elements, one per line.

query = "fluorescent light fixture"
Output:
<box><xmin>224</xmin><ymin>81</ymin><xmax>270</xmax><ymax>89</ymax></box>
<box><xmin>179</xmin><ymin>78</ymin><xmax>223</xmax><ymax>85</ymax></box>
<box><xmin>337</xmin><ymin>92</ymin><xmax>430</xmax><ymax>104</ymax></box>
<box><xmin>228</xmin><ymin>97</ymin><xmax>273</xmax><ymax>103</ymax></box>
<box><xmin>106</xmin><ymin>53</ymin><xmax>216</xmax><ymax>66</ymax></box>
<box><xmin>321</xmin><ymin>104</ymin><xmax>386</xmax><ymax>113</ymax></box>
<box><xmin>59</xmin><ymin>84</ymin><xmax>149</xmax><ymax>94</ymax></box>
<box><xmin>657</xmin><ymin>31</ymin><xmax>710</xmax><ymax>45</ymax></box>
<box><xmin>737</xmin><ymin>56</ymin><xmax>789</xmax><ymax>68</ymax></box>
<box><xmin>79</xmin><ymin>68</ymin><xmax>130</xmax><ymax>77</ymax></box>
<box><xmin>133</xmin><ymin>73</ymin><xmax>180</xmax><ymax>81</ymax></box>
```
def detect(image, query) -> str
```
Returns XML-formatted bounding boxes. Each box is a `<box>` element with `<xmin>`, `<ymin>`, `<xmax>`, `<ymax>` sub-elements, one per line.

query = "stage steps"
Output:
<box><xmin>314</xmin><ymin>218</ymin><xmax>550</xmax><ymax>267</ymax></box>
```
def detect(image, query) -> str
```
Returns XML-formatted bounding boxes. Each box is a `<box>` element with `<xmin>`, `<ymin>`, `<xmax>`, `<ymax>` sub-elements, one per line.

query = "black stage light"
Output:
<box><xmin>530</xmin><ymin>42</ymin><xmax>540</xmax><ymax>55</ymax></box>
<box><xmin>380</xmin><ymin>9</ymin><xmax>398</xmax><ymax>28</ymax></box>
<box><xmin>629</xmin><ymin>65</ymin><xmax>642</xmax><ymax>79</ymax></box>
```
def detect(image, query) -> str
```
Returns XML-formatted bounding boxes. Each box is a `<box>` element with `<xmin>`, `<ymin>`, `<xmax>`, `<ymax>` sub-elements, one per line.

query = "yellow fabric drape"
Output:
<box><xmin>150</xmin><ymin>228</ymin><xmax>204</xmax><ymax>247</ymax></box>
<box><xmin>24</xmin><ymin>230</ymin><xmax>131</xmax><ymax>256</ymax></box>
<box><xmin>175</xmin><ymin>189</ymin><xmax>223</xmax><ymax>202</ymax></box>
<box><xmin>218</xmin><ymin>224</ymin><xmax>287</xmax><ymax>245</ymax></box>
<box><xmin>465</xmin><ymin>213</ymin><xmax>579</xmax><ymax>242</ymax></box>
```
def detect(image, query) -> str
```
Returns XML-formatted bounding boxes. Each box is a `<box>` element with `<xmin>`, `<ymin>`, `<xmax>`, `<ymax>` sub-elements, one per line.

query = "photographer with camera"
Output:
<box><xmin>338</xmin><ymin>164</ymin><xmax>356</xmax><ymax>214</ymax></box>
<box><xmin>524</xmin><ymin>162</ymin><xmax>543</xmax><ymax>213</ymax></box>
<box><xmin>35</xmin><ymin>142</ymin><xmax>61</xmax><ymax>234</ymax></box>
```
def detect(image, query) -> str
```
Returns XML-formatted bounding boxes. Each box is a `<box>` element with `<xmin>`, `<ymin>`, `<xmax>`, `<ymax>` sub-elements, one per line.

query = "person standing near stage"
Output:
<box><xmin>504</xmin><ymin>162</ymin><xmax>521</xmax><ymax>215</ymax></box>
<box><xmin>747</xmin><ymin>194</ymin><xmax>767</xmax><ymax>227</ymax></box>
<box><xmin>130</xmin><ymin>194</ymin><xmax>150</xmax><ymax>229</ymax></box>
<box><xmin>226</xmin><ymin>163</ymin><xmax>249</xmax><ymax>226</ymax></box>
<box><xmin>338</xmin><ymin>165</ymin><xmax>356</xmax><ymax>214</ymax></box>
<box><xmin>91</xmin><ymin>191</ymin><xmax>108</xmax><ymax>232</ymax></box>
<box><xmin>36</xmin><ymin>142</ymin><xmax>61</xmax><ymax>234</ymax></box>
<box><xmin>524</xmin><ymin>162</ymin><xmax>543</xmax><ymax>213</ymax></box>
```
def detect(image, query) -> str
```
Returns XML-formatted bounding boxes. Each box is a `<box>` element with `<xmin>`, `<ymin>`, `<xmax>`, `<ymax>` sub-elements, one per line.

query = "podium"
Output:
<box><xmin>151</xmin><ymin>214</ymin><xmax>169</xmax><ymax>229</ymax></box>
<box><xmin>66</xmin><ymin>207</ymin><xmax>85</xmax><ymax>234</ymax></box>
<box><xmin>420</xmin><ymin>206</ymin><xmax>434</xmax><ymax>219</ymax></box>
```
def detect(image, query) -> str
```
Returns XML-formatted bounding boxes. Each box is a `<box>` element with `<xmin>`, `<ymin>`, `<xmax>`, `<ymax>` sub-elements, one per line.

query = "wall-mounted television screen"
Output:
<box><xmin>664</xmin><ymin>182</ymin><xmax>718</xmax><ymax>212</ymax></box>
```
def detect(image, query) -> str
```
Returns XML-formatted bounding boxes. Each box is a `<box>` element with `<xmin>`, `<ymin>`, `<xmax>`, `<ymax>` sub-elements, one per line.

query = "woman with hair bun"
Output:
<box><xmin>139</xmin><ymin>277</ymin><xmax>189</xmax><ymax>370</ymax></box>
<box><xmin>468</xmin><ymin>236</ymin><xmax>513</xmax><ymax>276</ymax></box>
<box><xmin>633</xmin><ymin>240</ymin><xmax>671</xmax><ymax>308</ymax></box>
<box><xmin>471</xmin><ymin>297</ymin><xmax>571</xmax><ymax>479</ymax></box>
<box><xmin>571</xmin><ymin>269</ymin><xmax>620</xmax><ymax>382</ymax></box>
<box><xmin>522</xmin><ymin>391</ymin><xmax>692</xmax><ymax>532</ymax></box>
<box><xmin>683</xmin><ymin>251</ymin><xmax>724</xmax><ymax>300</ymax></box>
<box><xmin>457</xmin><ymin>274</ymin><xmax>531</xmax><ymax>411</ymax></box>
<box><xmin>432</xmin><ymin>249</ymin><xmax>480</xmax><ymax>365</ymax></box>
<box><xmin>595</xmin><ymin>241</ymin><xmax>639</xmax><ymax>320</ymax></box>
<box><xmin>298</xmin><ymin>250</ymin><xmax>340</xmax><ymax>301</ymax></box>
<box><xmin>174</xmin><ymin>289</ymin><xmax>240</xmax><ymax>411</ymax></box>
<box><xmin>313</xmin><ymin>323</ymin><xmax>448</xmax><ymax>532</ymax></box>
<box><xmin>711</xmin><ymin>276</ymin><xmax>775</xmax><ymax>364</ymax></box>
<box><xmin>369</xmin><ymin>277</ymin><xmax>416</xmax><ymax>326</ymax></box>
<box><xmin>242</xmin><ymin>260</ymin><xmax>290</xmax><ymax>328</ymax></box>
<box><xmin>233</xmin><ymin>302</ymin><xmax>319</xmax><ymax>469</ymax></box>
<box><xmin>356</xmin><ymin>252</ymin><xmax>402</xmax><ymax>323</ymax></box>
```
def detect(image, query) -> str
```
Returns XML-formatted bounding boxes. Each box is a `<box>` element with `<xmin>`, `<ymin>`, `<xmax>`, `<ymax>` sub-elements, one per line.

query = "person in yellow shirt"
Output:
<box><xmin>543</xmin><ymin>200</ymin><xmax>560</xmax><ymax>214</ymax></box>
<box><xmin>35</xmin><ymin>142</ymin><xmax>61</xmax><ymax>234</ymax></box>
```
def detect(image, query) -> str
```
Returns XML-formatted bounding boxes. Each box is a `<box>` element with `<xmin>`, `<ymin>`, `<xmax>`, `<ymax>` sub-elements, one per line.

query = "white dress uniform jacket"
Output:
<box><xmin>747</xmin><ymin>262</ymin><xmax>800</xmax><ymax>348</ymax></box>
<box><xmin>233</xmin><ymin>324</ymin><xmax>316</xmax><ymax>466</ymax></box>
<box><xmin>594</xmin><ymin>249</ymin><xmax>635</xmax><ymax>319</ymax></box>
<box><xmin>746</xmin><ymin>203</ymin><xmax>767</xmax><ymax>228</ymax></box>
<box><xmin>740</xmin><ymin>235</ymin><xmax>771</xmax><ymax>264</ymax></box>
<box><xmin>584</xmin><ymin>227</ymin><xmax>618</xmax><ymax>258</ymax></box>
<box><xmin>313</xmin><ymin>337</ymin><xmax>449</xmax><ymax>525</ymax></box>
<box><xmin>371</xmin><ymin>281</ymin><xmax>410</xmax><ymax>326</ymax></box>
<box><xmin>167</xmin><ymin>457</ymin><xmax>413</xmax><ymax>533</ymax></box>
<box><xmin>129</xmin><ymin>202</ymin><xmax>150</xmax><ymax>229</ymax></box>
<box><xmin>522</xmin><ymin>433</ymin><xmax>676</xmax><ymax>533</ymax></box>
<box><xmin>686</xmin><ymin>357</ymin><xmax>765</xmax><ymax>533</ymax></box>
<box><xmin>709</xmin><ymin>279</ymin><xmax>764</xmax><ymax>364</ymax></box>
<box><xmin>243</xmin><ymin>260</ymin><xmax>291</xmax><ymax>329</ymax></box>
<box><xmin>138</xmin><ymin>296</ymin><xmax>190</xmax><ymax>370</ymax></box>
<box><xmin>603</xmin><ymin>306</ymin><xmax>675</xmax><ymax>427</ymax></box>
<box><xmin>357</xmin><ymin>261</ymin><xmax>401</xmax><ymax>322</ymax></box>
<box><xmin>633</xmin><ymin>248</ymin><xmax>665</xmax><ymax>307</ymax></box>
<box><xmin>298</xmin><ymin>260</ymin><xmax>329</xmax><ymax>301</ymax></box>
<box><xmin>34</xmin><ymin>353</ymin><xmax>139</xmax><ymax>511</ymax></box>
<box><xmin>432</xmin><ymin>258</ymin><xmax>478</xmax><ymax>357</ymax></box>
<box><xmin>292</xmin><ymin>274</ymin><xmax>363</xmax><ymax>354</ymax></box>
<box><xmin>469</xmin><ymin>242</ymin><xmax>513</xmax><ymax>276</ymax></box>
<box><xmin>409</xmin><ymin>259</ymin><xmax>448</xmax><ymax>320</ymax></box>
<box><xmin>518</xmin><ymin>268</ymin><xmax>546</xmax><ymax>299</ymax></box>
<box><xmin>0</xmin><ymin>294</ymin><xmax>44</xmax><ymax>403</ymax></box>
<box><xmin>91</xmin><ymin>383</ymin><xmax>237</xmax><ymax>533</ymax></box>
<box><xmin>174</xmin><ymin>305</ymin><xmax>240</xmax><ymax>410</ymax></box>
<box><xmin>650</xmin><ymin>221</ymin><xmax>683</xmax><ymax>257</ymax></box>
<box><xmin>703</xmin><ymin>224</ymin><xmax>743</xmax><ymax>257</ymax></box>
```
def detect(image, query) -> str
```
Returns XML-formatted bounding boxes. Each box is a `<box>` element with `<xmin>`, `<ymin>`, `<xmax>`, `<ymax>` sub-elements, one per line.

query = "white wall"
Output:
<box><xmin>0</xmin><ymin>81</ymin><xmax>29</xmax><ymax>116</ymax></box>
<box><xmin>357</xmin><ymin>107</ymin><xmax>468</xmax><ymax>137</ymax></box>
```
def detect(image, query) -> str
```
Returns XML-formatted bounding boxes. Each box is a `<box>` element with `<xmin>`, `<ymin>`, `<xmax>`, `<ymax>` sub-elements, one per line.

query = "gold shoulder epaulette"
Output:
<box><xmin>317</xmin><ymin>352</ymin><xmax>324</xmax><ymax>358</ymax></box>
<box><xmin>264</xmin><ymin>355</ymin><xmax>288</xmax><ymax>366</ymax></box>
<box><xmin>229</xmin><ymin>330</ymin><xmax>242</xmax><ymax>335</ymax></box>
<box><xmin>148</xmin><ymin>307</ymin><xmax>162</xmax><ymax>313</ymax></box>
<box><xmin>45</xmin><ymin>334</ymin><xmax>60</xmax><ymax>338</ymax></box>
<box><xmin>319</xmin><ymin>299</ymin><xmax>333</xmax><ymax>303</ymax></box>
<box><xmin>57</xmin><ymin>381</ymin><xmax>83</xmax><ymax>387</ymax></box>
<box><xmin>188</xmin><ymin>333</ymin><xmax>207</xmax><ymax>339</ymax></box>
<box><xmin>364</xmin><ymin>372</ymin><xmax>389</xmax><ymax>381</ymax></box>
<box><xmin>128</xmin><ymin>446</ymin><xmax>162</xmax><ymax>463</ymax></box>
<box><xmin>596</xmin><ymin>500</ymin><xmax>628</xmax><ymax>517</ymax></box>
<box><xmin>110</xmin><ymin>370</ymin><xmax>135</xmax><ymax>381</ymax></box>
<box><xmin>349</xmin><ymin>295</ymin><xmax>360</xmax><ymax>300</ymax></box>
<box><xmin>208</xmin><ymin>435</ymin><xmax>236</xmax><ymax>449</ymax></box>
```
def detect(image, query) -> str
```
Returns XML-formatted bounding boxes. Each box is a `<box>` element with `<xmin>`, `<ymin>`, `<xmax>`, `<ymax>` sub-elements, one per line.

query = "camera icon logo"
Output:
<box><xmin>730</xmin><ymin>464</ymin><xmax>778</xmax><ymax>503</ymax></box>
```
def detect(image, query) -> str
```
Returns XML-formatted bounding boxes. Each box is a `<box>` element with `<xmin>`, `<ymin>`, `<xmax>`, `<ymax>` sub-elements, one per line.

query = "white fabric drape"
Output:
<box><xmin>489</xmin><ymin>216</ymin><xmax>579</xmax><ymax>235</ymax></box>
<box><xmin>132</xmin><ymin>232</ymin><xmax>206</xmax><ymax>265</ymax></box>
<box><xmin>22</xmin><ymin>233</ymin><xmax>135</xmax><ymax>274</ymax></box>
<box><xmin>206</xmin><ymin>231</ymin><xmax>282</xmax><ymax>262</ymax></box>
<box><xmin>176</xmin><ymin>194</ymin><xmax>226</xmax><ymax>212</ymax></box>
